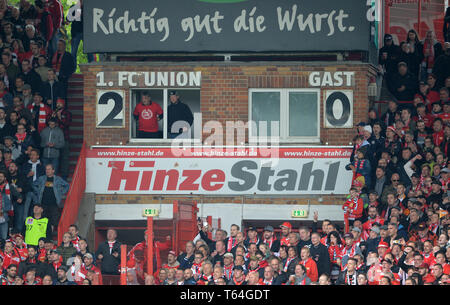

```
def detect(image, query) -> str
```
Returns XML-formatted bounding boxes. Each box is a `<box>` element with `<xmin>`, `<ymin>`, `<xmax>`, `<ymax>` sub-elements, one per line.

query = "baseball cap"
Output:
<box><xmin>263</xmin><ymin>225</ymin><xmax>274</xmax><ymax>232</ymax></box>
<box><xmin>397</xmin><ymin>61</ymin><xmax>407</xmax><ymax>67</ymax></box>
<box><xmin>363</xmin><ymin>125</ymin><xmax>372</xmax><ymax>134</ymax></box>
<box><xmin>50</xmin><ymin>249</ymin><xmax>60</xmax><ymax>255</ymax></box>
<box><xmin>247</xmin><ymin>226</ymin><xmax>256</xmax><ymax>232</ymax></box>
<box><xmin>168</xmin><ymin>250</ymin><xmax>177</xmax><ymax>256</ymax></box>
<box><xmin>441</xmin><ymin>168</ymin><xmax>450</xmax><ymax>173</ymax></box>
<box><xmin>57</xmin><ymin>265</ymin><xmax>68</xmax><ymax>272</ymax></box>
<box><xmin>224</xmin><ymin>252</ymin><xmax>234</xmax><ymax>259</ymax></box>
<box><xmin>351</xmin><ymin>227</ymin><xmax>361</xmax><ymax>233</ymax></box>
<box><xmin>356</xmin><ymin>121</ymin><xmax>366</xmax><ymax>127</ymax></box>
<box><xmin>371</xmin><ymin>226</ymin><xmax>380</xmax><ymax>234</ymax></box>
<box><xmin>83</xmin><ymin>253</ymin><xmax>93</xmax><ymax>260</ymax></box>
<box><xmin>169</xmin><ymin>90</ymin><xmax>177</xmax><ymax>96</ymax></box>
<box><xmin>384</xmin><ymin>34</ymin><xmax>393</xmax><ymax>40</ymax></box>
<box><xmin>23</xmin><ymin>84</ymin><xmax>31</xmax><ymax>90</ymax></box>
<box><xmin>381</xmin><ymin>258</ymin><xmax>393</xmax><ymax>265</ymax></box>
<box><xmin>431</xmin><ymin>179</ymin><xmax>442</xmax><ymax>185</ymax></box>
<box><xmin>280</xmin><ymin>222</ymin><xmax>292</xmax><ymax>230</ymax></box>
<box><xmin>377</xmin><ymin>241</ymin><xmax>389</xmax><ymax>249</ymax></box>
<box><xmin>343</xmin><ymin>233</ymin><xmax>353</xmax><ymax>239</ymax></box>
<box><xmin>386</xmin><ymin>126</ymin><xmax>396</xmax><ymax>133</ymax></box>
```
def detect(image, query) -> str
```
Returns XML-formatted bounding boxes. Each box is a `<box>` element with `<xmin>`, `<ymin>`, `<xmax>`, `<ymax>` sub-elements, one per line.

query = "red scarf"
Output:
<box><xmin>423</xmin><ymin>39</ymin><xmax>435</xmax><ymax>69</ymax></box>
<box><xmin>28</xmin><ymin>103</ymin><xmax>49</xmax><ymax>133</ymax></box>
<box><xmin>227</xmin><ymin>237</ymin><xmax>237</xmax><ymax>252</ymax></box>
<box><xmin>224</xmin><ymin>264</ymin><xmax>234</xmax><ymax>280</ymax></box>
<box><xmin>280</xmin><ymin>236</ymin><xmax>290</xmax><ymax>247</ymax></box>
<box><xmin>191</xmin><ymin>262</ymin><xmax>203</xmax><ymax>276</ymax></box>
<box><xmin>15</xmin><ymin>132</ymin><xmax>26</xmax><ymax>143</ymax></box>
<box><xmin>52</xmin><ymin>51</ymin><xmax>64</xmax><ymax>72</ymax></box>
<box><xmin>232</xmin><ymin>275</ymin><xmax>245</xmax><ymax>285</ymax></box>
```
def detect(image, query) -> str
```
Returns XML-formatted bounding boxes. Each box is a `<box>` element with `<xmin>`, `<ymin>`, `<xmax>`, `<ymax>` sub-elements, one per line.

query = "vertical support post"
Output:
<box><xmin>417</xmin><ymin>0</ymin><xmax>422</xmax><ymax>38</ymax></box>
<box><xmin>120</xmin><ymin>244</ymin><xmax>127</xmax><ymax>285</ymax></box>
<box><xmin>147</xmin><ymin>217</ymin><xmax>154</xmax><ymax>276</ymax></box>
<box><xmin>384</xmin><ymin>0</ymin><xmax>391</xmax><ymax>34</ymax></box>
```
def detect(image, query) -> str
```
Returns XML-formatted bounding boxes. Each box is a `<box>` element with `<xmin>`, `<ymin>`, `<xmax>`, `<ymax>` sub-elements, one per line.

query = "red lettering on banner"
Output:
<box><xmin>202</xmin><ymin>170</ymin><xmax>225</xmax><ymax>191</ymax></box>
<box><xmin>139</xmin><ymin>171</ymin><xmax>153</xmax><ymax>191</ymax></box>
<box><xmin>179</xmin><ymin>170</ymin><xmax>201</xmax><ymax>191</ymax></box>
<box><xmin>108</xmin><ymin>161</ymin><xmax>140</xmax><ymax>191</ymax></box>
<box><xmin>153</xmin><ymin>170</ymin><xmax>179</xmax><ymax>191</ymax></box>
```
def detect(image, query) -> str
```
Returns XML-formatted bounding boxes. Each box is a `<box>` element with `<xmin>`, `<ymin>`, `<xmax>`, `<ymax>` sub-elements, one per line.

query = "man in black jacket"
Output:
<box><xmin>432</xmin><ymin>42</ymin><xmax>450</xmax><ymax>88</ymax></box>
<box><xmin>52</xmin><ymin>39</ymin><xmax>75</xmax><ymax>96</ymax></box>
<box><xmin>391</xmin><ymin>62</ymin><xmax>418</xmax><ymax>102</ymax></box>
<box><xmin>95</xmin><ymin>228</ymin><xmax>121</xmax><ymax>275</ymax></box>
<box><xmin>0</xmin><ymin>107</ymin><xmax>14</xmax><ymax>140</ymax></box>
<box><xmin>261</xmin><ymin>225</ymin><xmax>280</xmax><ymax>253</ymax></box>
<box><xmin>167</xmin><ymin>91</ymin><xmax>194</xmax><ymax>139</ymax></box>
<box><xmin>40</xmin><ymin>68</ymin><xmax>64</xmax><ymax>110</ymax></box>
<box><xmin>335</xmin><ymin>258</ymin><xmax>361</xmax><ymax>285</ymax></box>
<box><xmin>19</xmin><ymin>59</ymin><xmax>42</xmax><ymax>94</ymax></box>
<box><xmin>8</xmin><ymin>161</ymin><xmax>31</xmax><ymax>233</ymax></box>
<box><xmin>310</xmin><ymin>232</ymin><xmax>331</xmax><ymax>277</ymax></box>
<box><xmin>379</xmin><ymin>34</ymin><xmax>401</xmax><ymax>91</ymax></box>
<box><xmin>269</xmin><ymin>256</ymin><xmax>288</xmax><ymax>285</ymax></box>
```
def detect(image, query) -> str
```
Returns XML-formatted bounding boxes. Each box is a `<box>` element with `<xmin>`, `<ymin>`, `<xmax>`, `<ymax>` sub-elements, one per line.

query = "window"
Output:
<box><xmin>249</xmin><ymin>89</ymin><xmax>320</xmax><ymax>143</ymax></box>
<box><xmin>130</xmin><ymin>89</ymin><xmax>201</xmax><ymax>142</ymax></box>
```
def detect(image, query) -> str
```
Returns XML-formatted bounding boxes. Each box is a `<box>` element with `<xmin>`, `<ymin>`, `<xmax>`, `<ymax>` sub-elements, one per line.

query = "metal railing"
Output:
<box><xmin>57</xmin><ymin>141</ymin><xmax>87</xmax><ymax>245</ymax></box>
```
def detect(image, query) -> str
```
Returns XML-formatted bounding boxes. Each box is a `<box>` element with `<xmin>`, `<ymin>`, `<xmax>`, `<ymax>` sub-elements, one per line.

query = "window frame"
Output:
<box><xmin>248</xmin><ymin>88</ymin><xmax>321</xmax><ymax>143</ymax></box>
<box><xmin>129</xmin><ymin>88</ymin><xmax>202</xmax><ymax>144</ymax></box>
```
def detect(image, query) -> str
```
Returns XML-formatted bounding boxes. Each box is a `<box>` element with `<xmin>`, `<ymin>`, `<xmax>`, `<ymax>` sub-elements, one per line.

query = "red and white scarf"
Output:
<box><xmin>284</xmin><ymin>256</ymin><xmax>297</xmax><ymax>272</ymax></box>
<box><xmin>30</xmin><ymin>103</ymin><xmax>48</xmax><ymax>132</ymax></box>
<box><xmin>191</xmin><ymin>262</ymin><xmax>203</xmax><ymax>276</ymax></box>
<box><xmin>224</xmin><ymin>264</ymin><xmax>234</xmax><ymax>280</ymax></box>
<box><xmin>227</xmin><ymin>237</ymin><xmax>237</xmax><ymax>252</ymax></box>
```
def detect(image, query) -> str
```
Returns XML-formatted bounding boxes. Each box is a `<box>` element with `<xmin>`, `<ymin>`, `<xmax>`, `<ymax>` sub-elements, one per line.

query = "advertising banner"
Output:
<box><xmin>83</xmin><ymin>0</ymin><xmax>371</xmax><ymax>53</ymax></box>
<box><xmin>86</xmin><ymin>147</ymin><xmax>353</xmax><ymax>195</ymax></box>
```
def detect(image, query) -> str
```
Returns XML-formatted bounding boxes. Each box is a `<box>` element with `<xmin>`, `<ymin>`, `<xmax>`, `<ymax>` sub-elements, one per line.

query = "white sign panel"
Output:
<box><xmin>324</xmin><ymin>90</ymin><xmax>353</xmax><ymax>128</ymax></box>
<box><xmin>96</xmin><ymin>90</ymin><xmax>125</xmax><ymax>128</ymax></box>
<box><xmin>86</xmin><ymin>147</ymin><xmax>353</xmax><ymax>195</ymax></box>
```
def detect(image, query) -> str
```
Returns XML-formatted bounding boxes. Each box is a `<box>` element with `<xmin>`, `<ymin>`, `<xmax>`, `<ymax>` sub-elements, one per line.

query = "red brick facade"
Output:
<box><xmin>81</xmin><ymin>62</ymin><xmax>377</xmax><ymax>147</ymax></box>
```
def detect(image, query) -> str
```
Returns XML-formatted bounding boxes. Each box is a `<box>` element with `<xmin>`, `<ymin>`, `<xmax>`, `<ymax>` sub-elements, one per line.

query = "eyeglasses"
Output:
<box><xmin>392</xmin><ymin>179</ymin><xmax>400</xmax><ymax>182</ymax></box>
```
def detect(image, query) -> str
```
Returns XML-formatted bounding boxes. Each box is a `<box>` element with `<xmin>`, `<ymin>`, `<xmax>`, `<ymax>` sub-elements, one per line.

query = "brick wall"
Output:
<box><xmin>81</xmin><ymin>62</ymin><xmax>376</xmax><ymax>147</ymax></box>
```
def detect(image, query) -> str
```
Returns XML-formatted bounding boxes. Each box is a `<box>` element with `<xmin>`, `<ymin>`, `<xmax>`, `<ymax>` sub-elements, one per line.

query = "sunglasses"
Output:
<box><xmin>392</xmin><ymin>179</ymin><xmax>400</xmax><ymax>182</ymax></box>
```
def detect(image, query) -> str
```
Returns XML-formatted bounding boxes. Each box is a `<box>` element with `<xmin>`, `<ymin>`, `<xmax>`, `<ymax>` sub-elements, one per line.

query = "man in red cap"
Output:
<box><xmin>279</xmin><ymin>222</ymin><xmax>292</xmax><ymax>246</ymax></box>
<box><xmin>51</xmin><ymin>98</ymin><xmax>71</xmax><ymax>180</ymax></box>
<box><xmin>161</xmin><ymin>250</ymin><xmax>180</xmax><ymax>271</ymax></box>
<box><xmin>377</xmin><ymin>241</ymin><xmax>390</xmax><ymax>260</ymax></box>
<box><xmin>11</xmin><ymin>233</ymin><xmax>28</xmax><ymax>262</ymax></box>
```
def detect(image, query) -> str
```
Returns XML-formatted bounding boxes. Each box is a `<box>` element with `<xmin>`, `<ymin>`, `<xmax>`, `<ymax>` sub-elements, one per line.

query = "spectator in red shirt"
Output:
<box><xmin>133</xmin><ymin>92</ymin><xmax>163</xmax><ymax>138</ymax></box>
